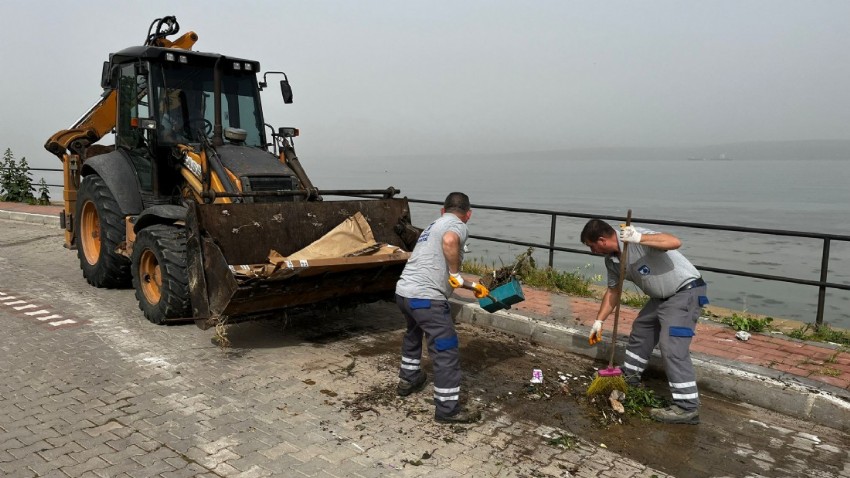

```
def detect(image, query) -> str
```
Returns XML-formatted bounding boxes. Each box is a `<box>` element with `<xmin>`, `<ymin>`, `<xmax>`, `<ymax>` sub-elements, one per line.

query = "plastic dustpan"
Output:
<box><xmin>478</xmin><ymin>277</ymin><xmax>525</xmax><ymax>313</ymax></box>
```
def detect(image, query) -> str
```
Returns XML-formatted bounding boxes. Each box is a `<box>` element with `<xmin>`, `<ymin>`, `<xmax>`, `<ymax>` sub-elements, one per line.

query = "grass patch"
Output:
<box><xmin>547</xmin><ymin>433</ymin><xmax>578</xmax><ymax>449</ymax></box>
<box><xmin>818</xmin><ymin>366</ymin><xmax>841</xmax><ymax>377</ymax></box>
<box><xmin>787</xmin><ymin>324</ymin><xmax>850</xmax><ymax>346</ymax></box>
<box><xmin>721</xmin><ymin>313</ymin><xmax>773</xmax><ymax>333</ymax></box>
<box><xmin>621</xmin><ymin>288</ymin><xmax>649</xmax><ymax>308</ymax></box>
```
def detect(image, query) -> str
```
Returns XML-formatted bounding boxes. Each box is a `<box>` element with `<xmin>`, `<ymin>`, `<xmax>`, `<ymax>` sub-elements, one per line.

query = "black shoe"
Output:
<box><xmin>435</xmin><ymin>407</ymin><xmax>481</xmax><ymax>424</ymax></box>
<box><xmin>397</xmin><ymin>373</ymin><xmax>427</xmax><ymax>397</ymax></box>
<box><xmin>624</xmin><ymin>374</ymin><xmax>643</xmax><ymax>388</ymax></box>
<box><xmin>650</xmin><ymin>405</ymin><xmax>700</xmax><ymax>425</ymax></box>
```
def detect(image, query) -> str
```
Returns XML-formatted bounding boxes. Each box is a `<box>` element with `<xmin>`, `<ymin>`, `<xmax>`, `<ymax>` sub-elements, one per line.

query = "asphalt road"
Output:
<box><xmin>1</xmin><ymin>218</ymin><xmax>849</xmax><ymax>478</ymax></box>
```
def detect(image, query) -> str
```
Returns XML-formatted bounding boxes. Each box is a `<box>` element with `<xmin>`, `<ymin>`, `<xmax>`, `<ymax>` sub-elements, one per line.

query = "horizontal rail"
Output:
<box><xmin>17</xmin><ymin>171</ymin><xmax>850</xmax><ymax>325</ymax></box>
<box><xmin>401</xmin><ymin>197</ymin><xmax>849</xmax><ymax>326</ymax></box>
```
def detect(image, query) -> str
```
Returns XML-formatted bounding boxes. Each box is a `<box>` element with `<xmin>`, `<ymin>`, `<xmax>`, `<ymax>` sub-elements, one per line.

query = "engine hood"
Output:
<box><xmin>215</xmin><ymin>144</ymin><xmax>295</xmax><ymax>177</ymax></box>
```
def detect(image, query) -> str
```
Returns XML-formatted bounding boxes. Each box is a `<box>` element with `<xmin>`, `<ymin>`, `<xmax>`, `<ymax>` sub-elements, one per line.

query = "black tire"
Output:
<box><xmin>131</xmin><ymin>225</ymin><xmax>191</xmax><ymax>324</ymax></box>
<box><xmin>75</xmin><ymin>175</ymin><xmax>131</xmax><ymax>288</ymax></box>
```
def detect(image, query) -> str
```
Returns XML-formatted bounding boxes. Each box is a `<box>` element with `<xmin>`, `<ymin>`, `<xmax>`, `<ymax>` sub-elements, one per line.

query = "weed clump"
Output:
<box><xmin>721</xmin><ymin>313</ymin><xmax>774</xmax><ymax>333</ymax></box>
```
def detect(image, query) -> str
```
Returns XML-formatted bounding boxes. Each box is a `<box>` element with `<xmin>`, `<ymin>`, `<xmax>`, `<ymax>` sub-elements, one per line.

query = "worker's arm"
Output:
<box><xmin>621</xmin><ymin>226</ymin><xmax>682</xmax><ymax>251</ymax></box>
<box><xmin>589</xmin><ymin>286</ymin><xmax>621</xmax><ymax>344</ymax></box>
<box><xmin>442</xmin><ymin>231</ymin><xmax>462</xmax><ymax>274</ymax></box>
<box><xmin>596</xmin><ymin>286</ymin><xmax>621</xmax><ymax>322</ymax></box>
<box><xmin>443</xmin><ymin>231</ymin><xmax>490</xmax><ymax>299</ymax></box>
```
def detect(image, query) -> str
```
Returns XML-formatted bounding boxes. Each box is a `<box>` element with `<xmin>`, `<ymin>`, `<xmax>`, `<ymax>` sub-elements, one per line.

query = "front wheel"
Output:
<box><xmin>131</xmin><ymin>225</ymin><xmax>191</xmax><ymax>324</ymax></box>
<box><xmin>75</xmin><ymin>175</ymin><xmax>131</xmax><ymax>288</ymax></box>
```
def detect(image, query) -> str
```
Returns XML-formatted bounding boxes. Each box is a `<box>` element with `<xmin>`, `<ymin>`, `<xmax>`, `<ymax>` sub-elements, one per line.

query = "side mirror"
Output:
<box><xmin>280</xmin><ymin>79</ymin><xmax>293</xmax><ymax>104</ymax></box>
<box><xmin>100</xmin><ymin>61</ymin><xmax>111</xmax><ymax>89</ymax></box>
<box><xmin>278</xmin><ymin>127</ymin><xmax>299</xmax><ymax>138</ymax></box>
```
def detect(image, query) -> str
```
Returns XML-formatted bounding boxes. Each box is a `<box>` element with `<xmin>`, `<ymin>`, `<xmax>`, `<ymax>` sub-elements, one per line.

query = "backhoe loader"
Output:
<box><xmin>45</xmin><ymin>16</ymin><xmax>418</xmax><ymax>328</ymax></box>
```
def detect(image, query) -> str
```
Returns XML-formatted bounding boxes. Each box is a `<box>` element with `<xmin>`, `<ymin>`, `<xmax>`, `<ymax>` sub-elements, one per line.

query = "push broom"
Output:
<box><xmin>586</xmin><ymin>209</ymin><xmax>632</xmax><ymax>396</ymax></box>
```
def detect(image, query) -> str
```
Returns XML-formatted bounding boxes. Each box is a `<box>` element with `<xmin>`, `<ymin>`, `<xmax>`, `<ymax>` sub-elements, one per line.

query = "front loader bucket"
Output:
<box><xmin>186</xmin><ymin>198</ymin><xmax>414</xmax><ymax>329</ymax></box>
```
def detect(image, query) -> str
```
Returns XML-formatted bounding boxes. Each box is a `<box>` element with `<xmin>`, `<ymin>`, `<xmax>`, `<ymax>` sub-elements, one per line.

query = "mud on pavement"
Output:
<box><xmin>247</xmin><ymin>301</ymin><xmax>850</xmax><ymax>478</ymax></box>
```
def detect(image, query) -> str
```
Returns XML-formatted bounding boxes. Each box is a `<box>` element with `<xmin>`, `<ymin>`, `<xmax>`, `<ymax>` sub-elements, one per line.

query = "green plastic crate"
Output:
<box><xmin>478</xmin><ymin>277</ymin><xmax>525</xmax><ymax>313</ymax></box>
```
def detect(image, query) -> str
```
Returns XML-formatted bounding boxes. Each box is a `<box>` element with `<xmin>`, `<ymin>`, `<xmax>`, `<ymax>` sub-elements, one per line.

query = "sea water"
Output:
<box><xmin>308</xmin><ymin>155</ymin><xmax>850</xmax><ymax>328</ymax></box>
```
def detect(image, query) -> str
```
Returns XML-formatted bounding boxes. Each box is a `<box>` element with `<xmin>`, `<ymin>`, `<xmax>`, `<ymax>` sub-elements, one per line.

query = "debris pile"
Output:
<box><xmin>480</xmin><ymin>247</ymin><xmax>535</xmax><ymax>290</ymax></box>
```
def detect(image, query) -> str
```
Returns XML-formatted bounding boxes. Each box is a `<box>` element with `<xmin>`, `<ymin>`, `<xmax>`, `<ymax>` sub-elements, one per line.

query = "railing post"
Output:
<box><xmin>548</xmin><ymin>214</ymin><xmax>557</xmax><ymax>268</ymax></box>
<box><xmin>815</xmin><ymin>238</ymin><xmax>831</xmax><ymax>328</ymax></box>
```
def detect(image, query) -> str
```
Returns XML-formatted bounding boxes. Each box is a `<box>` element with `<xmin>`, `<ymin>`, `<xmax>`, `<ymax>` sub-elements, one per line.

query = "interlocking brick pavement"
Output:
<box><xmin>2</xmin><ymin>208</ymin><xmax>850</xmax><ymax>477</ymax></box>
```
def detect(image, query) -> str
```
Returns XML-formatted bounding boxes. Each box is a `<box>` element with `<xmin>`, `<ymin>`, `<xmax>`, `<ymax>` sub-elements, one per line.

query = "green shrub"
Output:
<box><xmin>36</xmin><ymin>178</ymin><xmax>51</xmax><ymax>205</ymax></box>
<box><xmin>0</xmin><ymin>148</ymin><xmax>41</xmax><ymax>203</ymax></box>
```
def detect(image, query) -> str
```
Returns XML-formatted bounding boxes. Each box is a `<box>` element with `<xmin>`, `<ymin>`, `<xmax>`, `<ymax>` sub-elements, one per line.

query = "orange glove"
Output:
<box><xmin>449</xmin><ymin>272</ymin><xmax>464</xmax><ymax>289</ymax></box>
<box><xmin>471</xmin><ymin>283</ymin><xmax>490</xmax><ymax>299</ymax></box>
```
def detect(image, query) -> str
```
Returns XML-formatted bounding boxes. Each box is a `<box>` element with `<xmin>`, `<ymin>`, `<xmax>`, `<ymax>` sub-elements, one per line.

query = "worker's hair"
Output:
<box><xmin>443</xmin><ymin>192</ymin><xmax>470</xmax><ymax>214</ymax></box>
<box><xmin>580</xmin><ymin>219</ymin><xmax>616</xmax><ymax>244</ymax></box>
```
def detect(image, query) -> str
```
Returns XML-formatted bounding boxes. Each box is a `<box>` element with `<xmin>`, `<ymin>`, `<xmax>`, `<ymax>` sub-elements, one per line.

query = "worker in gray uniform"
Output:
<box><xmin>395</xmin><ymin>192</ymin><xmax>488</xmax><ymax>424</ymax></box>
<box><xmin>580</xmin><ymin>219</ymin><xmax>708</xmax><ymax>424</ymax></box>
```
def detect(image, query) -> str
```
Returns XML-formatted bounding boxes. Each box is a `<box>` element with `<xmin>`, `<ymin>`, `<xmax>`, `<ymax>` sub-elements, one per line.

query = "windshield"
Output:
<box><xmin>154</xmin><ymin>62</ymin><xmax>264</xmax><ymax>147</ymax></box>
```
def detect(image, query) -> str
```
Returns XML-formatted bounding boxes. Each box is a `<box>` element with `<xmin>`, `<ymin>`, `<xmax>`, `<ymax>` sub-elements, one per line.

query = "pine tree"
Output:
<box><xmin>14</xmin><ymin>157</ymin><xmax>36</xmax><ymax>203</ymax></box>
<box><xmin>0</xmin><ymin>149</ymin><xmax>38</xmax><ymax>203</ymax></box>
<box><xmin>1</xmin><ymin>148</ymin><xmax>15</xmax><ymax>200</ymax></box>
<box><xmin>37</xmin><ymin>178</ymin><xmax>51</xmax><ymax>205</ymax></box>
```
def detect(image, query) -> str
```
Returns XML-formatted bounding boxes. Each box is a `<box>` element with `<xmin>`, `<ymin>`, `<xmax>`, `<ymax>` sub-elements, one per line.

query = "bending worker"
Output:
<box><xmin>580</xmin><ymin>219</ymin><xmax>708</xmax><ymax>425</ymax></box>
<box><xmin>395</xmin><ymin>192</ymin><xmax>488</xmax><ymax>424</ymax></box>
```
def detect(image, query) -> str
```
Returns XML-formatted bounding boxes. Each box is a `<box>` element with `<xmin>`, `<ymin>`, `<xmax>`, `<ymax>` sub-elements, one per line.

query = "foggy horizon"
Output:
<box><xmin>2</xmin><ymin>1</ymin><xmax>850</xmax><ymax>168</ymax></box>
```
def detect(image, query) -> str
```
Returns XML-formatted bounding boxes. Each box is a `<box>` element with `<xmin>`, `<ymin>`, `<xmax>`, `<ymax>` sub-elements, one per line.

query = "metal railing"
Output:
<box><xmin>404</xmin><ymin>197</ymin><xmax>850</xmax><ymax>327</ymax></box>
<box><xmin>0</xmin><ymin>167</ymin><xmax>62</xmax><ymax>188</ymax></box>
<box><xmin>13</xmin><ymin>168</ymin><xmax>849</xmax><ymax>326</ymax></box>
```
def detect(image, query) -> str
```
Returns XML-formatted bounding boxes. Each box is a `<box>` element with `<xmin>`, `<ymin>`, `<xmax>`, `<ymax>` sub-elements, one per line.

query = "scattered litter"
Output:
<box><xmin>735</xmin><ymin>331</ymin><xmax>751</xmax><ymax>341</ymax></box>
<box><xmin>609</xmin><ymin>390</ymin><xmax>626</xmax><ymax>414</ymax></box>
<box><xmin>531</xmin><ymin>368</ymin><xmax>544</xmax><ymax>384</ymax></box>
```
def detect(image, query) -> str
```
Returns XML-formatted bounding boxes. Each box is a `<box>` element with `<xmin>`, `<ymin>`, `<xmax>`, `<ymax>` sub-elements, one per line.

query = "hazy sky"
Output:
<box><xmin>2</xmin><ymin>0</ymin><xmax>850</xmax><ymax>167</ymax></box>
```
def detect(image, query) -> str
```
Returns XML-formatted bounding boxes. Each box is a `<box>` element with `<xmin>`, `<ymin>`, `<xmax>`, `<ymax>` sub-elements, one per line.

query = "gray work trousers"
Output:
<box><xmin>396</xmin><ymin>294</ymin><xmax>462</xmax><ymax>418</ymax></box>
<box><xmin>622</xmin><ymin>284</ymin><xmax>707</xmax><ymax>411</ymax></box>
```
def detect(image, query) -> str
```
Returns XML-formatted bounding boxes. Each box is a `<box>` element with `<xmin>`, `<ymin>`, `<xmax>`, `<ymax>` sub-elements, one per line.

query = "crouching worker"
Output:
<box><xmin>395</xmin><ymin>192</ymin><xmax>488</xmax><ymax>424</ymax></box>
<box><xmin>581</xmin><ymin>219</ymin><xmax>708</xmax><ymax>425</ymax></box>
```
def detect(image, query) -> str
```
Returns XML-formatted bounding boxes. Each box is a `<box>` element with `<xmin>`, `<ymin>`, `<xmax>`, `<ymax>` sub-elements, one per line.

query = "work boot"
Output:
<box><xmin>650</xmin><ymin>405</ymin><xmax>700</xmax><ymax>425</ymax></box>
<box><xmin>624</xmin><ymin>374</ymin><xmax>643</xmax><ymax>388</ymax></box>
<box><xmin>397</xmin><ymin>373</ymin><xmax>427</xmax><ymax>397</ymax></box>
<box><xmin>435</xmin><ymin>406</ymin><xmax>482</xmax><ymax>424</ymax></box>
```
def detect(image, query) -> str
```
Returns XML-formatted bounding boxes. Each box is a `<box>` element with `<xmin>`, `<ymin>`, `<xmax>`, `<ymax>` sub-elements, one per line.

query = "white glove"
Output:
<box><xmin>619</xmin><ymin>225</ymin><xmax>642</xmax><ymax>244</ymax></box>
<box><xmin>448</xmin><ymin>272</ymin><xmax>465</xmax><ymax>289</ymax></box>
<box><xmin>589</xmin><ymin>320</ymin><xmax>604</xmax><ymax>345</ymax></box>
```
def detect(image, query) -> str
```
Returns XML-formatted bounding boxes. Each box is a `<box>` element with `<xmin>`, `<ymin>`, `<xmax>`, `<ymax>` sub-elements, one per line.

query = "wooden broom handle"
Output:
<box><xmin>608</xmin><ymin>209</ymin><xmax>631</xmax><ymax>368</ymax></box>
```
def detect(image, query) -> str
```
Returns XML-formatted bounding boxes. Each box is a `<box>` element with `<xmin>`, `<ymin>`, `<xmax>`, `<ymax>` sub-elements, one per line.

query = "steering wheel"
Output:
<box><xmin>187</xmin><ymin>118</ymin><xmax>213</xmax><ymax>137</ymax></box>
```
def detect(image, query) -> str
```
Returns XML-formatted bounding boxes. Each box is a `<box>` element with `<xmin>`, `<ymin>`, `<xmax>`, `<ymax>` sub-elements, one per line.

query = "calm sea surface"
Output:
<box><xmin>308</xmin><ymin>155</ymin><xmax>850</xmax><ymax>328</ymax></box>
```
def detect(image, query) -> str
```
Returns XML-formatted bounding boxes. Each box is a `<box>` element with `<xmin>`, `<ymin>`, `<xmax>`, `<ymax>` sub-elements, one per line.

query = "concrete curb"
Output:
<box><xmin>0</xmin><ymin>209</ymin><xmax>60</xmax><ymax>226</ymax></box>
<box><xmin>451</xmin><ymin>299</ymin><xmax>850</xmax><ymax>433</ymax></box>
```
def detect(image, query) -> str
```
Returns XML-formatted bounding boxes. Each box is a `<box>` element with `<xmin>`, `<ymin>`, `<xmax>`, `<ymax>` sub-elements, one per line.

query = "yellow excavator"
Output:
<box><xmin>45</xmin><ymin>16</ymin><xmax>418</xmax><ymax>327</ymax></box>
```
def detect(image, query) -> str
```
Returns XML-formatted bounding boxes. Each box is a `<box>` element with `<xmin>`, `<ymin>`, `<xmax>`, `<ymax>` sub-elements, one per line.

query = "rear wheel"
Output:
<box><xmin>75</xmin><ymin>175</ymin><xmax>131</xmax><ymax>288</ymax></box>
<box><xmin>131</xmin><ymin>225</ymin><xmax>191</xmax><ymax>324</ymax></box>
